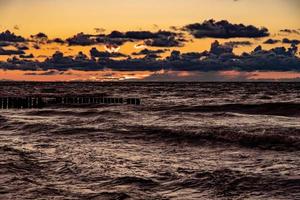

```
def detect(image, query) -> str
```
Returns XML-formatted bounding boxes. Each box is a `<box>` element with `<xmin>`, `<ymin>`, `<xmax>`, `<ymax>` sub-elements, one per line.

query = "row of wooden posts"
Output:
<box><xmin>0</xmin><ymin>96</ymin><xmax>141</xmax><ymax>109</ymax></box>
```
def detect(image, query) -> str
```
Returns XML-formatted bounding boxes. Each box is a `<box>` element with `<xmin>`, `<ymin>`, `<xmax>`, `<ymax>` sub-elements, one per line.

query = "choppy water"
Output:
<box><xmin>0</xmin><ymin>82</ymin><xmax>300</xmax><ymax>200</ymax></box>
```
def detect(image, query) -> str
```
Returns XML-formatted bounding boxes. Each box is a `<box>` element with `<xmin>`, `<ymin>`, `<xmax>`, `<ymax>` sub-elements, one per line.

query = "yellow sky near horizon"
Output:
<box><xmin>1</xmin><ymin>0</ymin><xmax>299</xmax><ymax>38</ymax></box>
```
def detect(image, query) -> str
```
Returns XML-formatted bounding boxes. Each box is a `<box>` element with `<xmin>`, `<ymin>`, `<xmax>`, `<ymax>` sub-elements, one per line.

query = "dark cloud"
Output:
<box><xmin>66</xmin><ymin>30</ymin><xmax>185</xmax><ymax>47</ymax></box>
<box><xmin>210</xmin><ymin>40</ymin><xmax>234</xmax><ymax>55</ymax></box>
<box><xmin>49</xmin><ymin>38</ymin><xmax>65</xmax><ymax>44</ymax></box>
<box><xmin>94</xmin><ymin>28</ymin><xmax>106</xmax><ymax>33</ymax></box>
<box><xmin>24</xmin><ymin>70</ymin><xmax>64</xmax><ymax>76</ymax></box>
<box><xmin>280</xmin><ymin>29</ymin><xmax>300</xmax><ymax>35</ymax></box>
<box><xmin>282</xmin><ymin>38</ymin><xmax>300</xmax><ymax>45</ymax></box>
<box><xmin>184</xmin><ymin>19</ymin><xmax>269</xmax><ymax>39</ymax></box>
<box><xmin>132</xmin><ymin>48</ymin><xmax>171</xmax><ymax>61</ymax></box>
<box><xmin>32</xmin><ymin>44</ymin><xmax>41</xmax><ymax>49</ymax></box>
<box><xmin>0</xmin><ymin>41</ymin><xmax>12</xmax><ymax>47</ymax></box>
<box><xmin>1</xmin><ymin>41</ymin><xmax>299</xmax><ymax>72</ymax></box>
<box><xmin>0</xmin><ymin>30</ymin><xmax>26</xmax><ymax>42</ymax></box>
<box><xmin>90</xmin><ymin>47</ymin><xmax>128</xmax><ymax>59</ymax></box>
<box><xmin>13</xmin><ymin>25</ymin><xmax>20</xmax><ymax>31</ymax></box>
<box><xmin>141</xmin><ymin>53</ymin><xmax>161</xmax><ymax>60</ymax></box>
<box><xmin>16</xmin><ymin>44</ymin><xmax>29</xmax><ymax>51</ymax></box>
<box><xmin>223</xmin><ymin>41</ymin><xmax>252</xmax><ymax>48</ymax></box>
<box><xmin>132</xmin><ymin>48</ymin><xmax>168</xmax><ymax>56</ymax></box>
<box><xmin>181</xmin><ymin>52</ymin><xmax>209</xmax><ymax>60</ymax></box>
<box><xmin>0</xmin><ymin>26</ymin><xmax>299</xmax><ymax>74</ymax></box>
<box><xmin>264</xmin><ymin>39</ymin><xmax>280</xmax><ymax>44</ymax></box>
<box><xmin>0</xmin><ymin>47</ymin><xmax>25</xmax><ymax>55</ymax></box>
<box><xmin>31</xmin><ymin>32</ymin><xmax>48</xmax><ymax>40</ymax></box>
<box><xmin>74</xmin><ymin>51</ymin><xmax>89</xmax><ymax>61</ymax></box>
<box><xmin>19</xmin><ymin>54</ymin><xmax>34</xmax><ymax>59</ymax></box>
<box><xmin>67</xmin><ymin>33</ymin><xmax>97</xmax><ymax>46</ymax></box>
<box><xmin>145</xmin><ymin>36</ymin><xmax>184</xmax><ymax>47</ymax></box>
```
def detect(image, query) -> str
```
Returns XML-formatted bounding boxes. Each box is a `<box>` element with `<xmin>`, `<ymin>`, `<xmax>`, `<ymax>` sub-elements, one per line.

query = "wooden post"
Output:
<box><xmin>16</xmin><ymin>98</ymin><xmax>21</xmax><ymax>109</ymax></box>
<box><xmin>37</xmin><ymin>97</ymin><xmax>43</xmax><ymax>108</ymax></box>
<box><xmin>22</xmin><ymin>98</ymin><xmax>28</xmax><ymax>109</ymax></box>
<box><xmin>26</xmin><ymin>97</ymin><xmax>30</xmax><ymax>108</ymax></box>
<box><xmin>136</xmin><ymin>98</ymin><xmax>141</xmax><ymax>105</ymax></box>
<box><xmin>4</xmin><ymin>98</ymin><xmax>8</xmax><ymax>109</ymax></box>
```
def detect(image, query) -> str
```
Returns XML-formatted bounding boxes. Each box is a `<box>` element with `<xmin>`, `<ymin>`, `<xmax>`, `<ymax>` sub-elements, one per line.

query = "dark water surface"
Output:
<box><xmin>0</xmin><ymin>82</ymin><xmax>300</xmax><ymax>200</ymax></box>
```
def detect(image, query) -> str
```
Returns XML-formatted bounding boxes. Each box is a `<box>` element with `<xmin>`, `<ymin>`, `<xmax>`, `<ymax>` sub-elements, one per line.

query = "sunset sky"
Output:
<box><xmin>0</xmin><ymin>0</ymin><xmax>300</xmax><ymax>81</ymax></box>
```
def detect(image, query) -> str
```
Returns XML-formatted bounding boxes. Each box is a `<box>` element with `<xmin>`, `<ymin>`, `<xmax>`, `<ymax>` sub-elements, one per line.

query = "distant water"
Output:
<box><xmin>0</xmin><ymin>82</ymin><xmax>299</xmax><ymax>200</ymax></box>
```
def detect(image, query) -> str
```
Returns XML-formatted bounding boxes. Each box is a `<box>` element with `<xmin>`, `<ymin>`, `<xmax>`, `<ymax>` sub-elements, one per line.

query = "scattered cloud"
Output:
<box><xmin>282</xmin><ymin>38</ymin><xmax>300</xmax><ymax>45</ymax></box>
<box><xmin>31</xmin><ymin>32</ymin><xmax>48</xmax><ymax>41</ymax></box>
<box><xmin>65</xmin><ymin>30</ymin><xmax>185</xmax><ymax>47</ymax></box>
<box><xmin>132</xmin><ymin>48</ymin><xmax>168</xmax><ymax>56</ymax></box>
<box><xmin>90</xmin><ymin>47</ymin><xmax>128</xmax><ymax>59</ymax></box>
<box><xmin>0</xmin><ymin>47</ymin><xmax>25</xmax><ymax>55</ymax></box>
<box><xmin>183</xmin><ymin>19</ymin><xmax>269</xmax><ymax>39</ymax></box>
<box><xmin>13</xmin><ymin>25</ymin><xmax>20</xmax><ymax>31</ymax></box>
<box><xmin>0</xmin><ymin>30</ymin><xmax>26</xmax><ymax>42</ymax></box>
<box><xmin>94</xmin><ymin>28</ymin><xmax>106</xmax><ymax>33</ymax></box>
<box><xmin>280</xmin><ymin>29</ymin><xmax>300</xmax><ymax>35</ymax></box>
<box><xmin>0</xmin><ymin>41</ymin><xmax>299</xmax><ymax>73</ymax></box>
<box><xmin>19</xmin><ymin>54</ymin><xmax>34</xmax><ymax>59</ymax></box>
<box><xmin>24</xmin><ymin>70</ymin><xmax>64</xmax><ymax>76</ymax></box>
<box><xmin>264</xmin><ymin>39</ymin><xmax>280</xmax><ymax>44</ymax></box>
<box><xmin>223</xmin><ymin>41</ymin><xmax>252</xmax><ymax>48</ymax></box>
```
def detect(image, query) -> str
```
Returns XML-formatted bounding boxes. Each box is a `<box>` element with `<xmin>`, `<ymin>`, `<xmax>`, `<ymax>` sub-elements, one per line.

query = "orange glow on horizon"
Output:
<box><xmin>1</xmin><ymin>69</ymin><xmax>300</xmax><ymax>82</ymax></box>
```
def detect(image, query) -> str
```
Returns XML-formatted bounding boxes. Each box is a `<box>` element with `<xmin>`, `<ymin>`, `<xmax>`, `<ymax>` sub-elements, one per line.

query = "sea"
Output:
<box><xmin>0</xmin><ymin>82</ymin><xmax>299</xmax><ymax>200</ymax></box>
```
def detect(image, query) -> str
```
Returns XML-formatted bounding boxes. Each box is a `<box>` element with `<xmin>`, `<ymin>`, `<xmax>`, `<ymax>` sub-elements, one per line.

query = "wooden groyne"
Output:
<box><xmin>0</xmin><ymin>96</ymin><xmax>141</xmax><ymax>109</ymax></box>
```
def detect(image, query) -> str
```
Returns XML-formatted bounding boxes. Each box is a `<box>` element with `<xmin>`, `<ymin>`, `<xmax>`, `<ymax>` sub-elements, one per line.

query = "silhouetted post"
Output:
<box><xmin>136</xmin><ymin>98</ymin><xmax>141</xmax><ymax>105</ymax></box>
<box><xmin>16</xmin><ymin>98</ymin><xmax>21</xmax><ymax>109</ymax></box>
<box><xmin>11</xmin><ymin>98</ymin><xmax>16</xmax><ymax>108</ymax></box>
<box><xmin>37</xmin><ymin>97</ymin><xmax>43</xmax><ymax>108</ymax></box>
<box><xmin>4</xmin><ymin>98</ymin><xmax>8</xmax><ymax>109</ymax></box>
<box><xmin>0</xmin><ymin>98</ymin><xmax>4</xmax><ymax>109</ymax></box>
<box><xmin>22</xmin><ymin>98</ymin><xmax>28</xmax><ymax>109</ymax></box>
<box><xmin>0</xmin><ymin>97</ymin><xmax>5</xmax><ymax>109</ymax></box>
<box><xmin>28</xmin><ymin>97</ymin><xmax>32</xmax><ymax>108</ymax></box>
<box><xmin>32</xmin><ymin>98</ymin><xmax>37</xmax><ymax>108</ymax></box>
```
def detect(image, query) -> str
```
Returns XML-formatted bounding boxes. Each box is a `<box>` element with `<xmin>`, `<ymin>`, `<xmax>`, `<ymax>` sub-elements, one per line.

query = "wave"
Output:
<box><xmin>167</xmin><ymin>168</ymin><xmax>300</xmax><ymax>198</ymax></box>
<box><xmin>50</xmin><ymin>127</ymin><xmax>99</xmax><ymax>135</ymax></box>
<box><xmin>85</xmin><ymin>192</ymin><xmax>130</xmax><ymax>200</ymax></box>
<box><xmin>123</xmin><ymin>126</ymin><xmax>300</xmax><ymax>151</ymax></box>
<box><xmin>173</xmin><ymin>102</ymin><xmax>300</xmax><ymax>117</ymax></box>
<box><xmin>109</xmin><ymin>176</ymin><xmax>159</xmax><ymax>187</ymax></box>
<box><xmin>26</xmin><ymin>109</ymin><xmax>103</xmax><ymax>117</ymax></box>
<box><xmin>0</xmin><ymin>115</ymin><xmax>8</xmax><ymax>128</ymax></box>
<box><xmin>25</xmin><ymin>109</ymin><xmax>126</xmax><ymax>118</ymax></box>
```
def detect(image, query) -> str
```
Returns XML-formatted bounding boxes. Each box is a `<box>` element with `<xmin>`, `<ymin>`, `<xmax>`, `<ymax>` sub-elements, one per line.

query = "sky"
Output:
<box><xmin>0</xmin><ymin>0</ymin><xmax>300</xmax><ymax>81</ymax></box>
